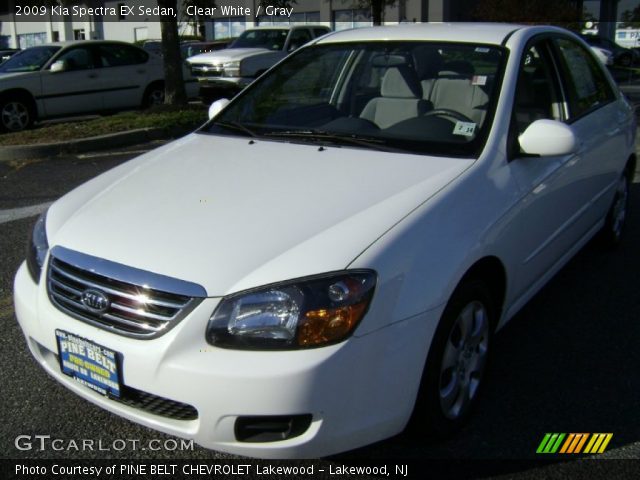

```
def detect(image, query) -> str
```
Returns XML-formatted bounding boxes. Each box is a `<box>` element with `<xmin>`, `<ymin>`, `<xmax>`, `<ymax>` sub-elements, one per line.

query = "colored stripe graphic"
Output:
<box><xmin>536</xmin><ymin>433</ymin><xmax>565</xmax><ymax>453</ymax></box>
<box><xmin>584</xmin><ymin>433</ymin><xmax>613</xmax><ymax>454</ymax></box>
<box><xmin>537</xmin><ymin>433</ymin><xmax>613</xmax><ymax>454</ymax></box>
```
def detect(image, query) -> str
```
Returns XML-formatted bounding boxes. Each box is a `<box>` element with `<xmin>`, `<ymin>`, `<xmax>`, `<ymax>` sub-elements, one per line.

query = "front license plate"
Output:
<box><xmin>55</xmin><ymin>330</ymin><xmax>122</xmax><ymax>398</ymax></box>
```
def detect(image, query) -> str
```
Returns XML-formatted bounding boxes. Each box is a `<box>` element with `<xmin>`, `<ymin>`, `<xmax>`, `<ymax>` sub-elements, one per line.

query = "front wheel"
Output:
<box><xmin>0</xmin><ymin>97</ymin><xmax>34</xmax><ymax>132</ymax></box>
<box><xmin>410</xmin><ymin>280</ymin><xmax>494</xmax><ymax>437</ymax></box>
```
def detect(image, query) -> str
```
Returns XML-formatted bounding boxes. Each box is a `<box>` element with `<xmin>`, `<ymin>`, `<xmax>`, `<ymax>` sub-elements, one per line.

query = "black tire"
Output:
<box><xmin>617</xmin><ymin>52</ymin><xmax>632</xmax><ymax>68</ymax></box>
<box><xmin>142</xmin><ymin>82</ymin><xmax>164</xmax><ymax>108</ymax></box>
<box><xmin>0</xmin><ymin>95</ymin><xmax>35</xmax><ymax>132</ymax></box>
<box><xmin>409</xmin><ymin>280</ymin><xmax>495</xmax><ymax>438</ymax></box>
<box><xmin>599</xmin><ymin>169</ymin><xmax>631</xmax><ymax>249</ymax></box>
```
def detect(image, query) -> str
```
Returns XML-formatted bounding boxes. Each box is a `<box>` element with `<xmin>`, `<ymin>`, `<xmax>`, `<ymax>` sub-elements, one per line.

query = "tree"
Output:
<box><xmin>473</xmin><ymin>0</ymin><xmax>583</xmax><ymax>29</ymax></box>
<box><xmin>181</xmin><ymin>0</ymin><xmax>216</xmax><ymax>38</ymax></box>
<box><xmin>620</xmin><ymin>5</ymin><xmax>640</xmax><ymax>27</ymax></box>
<box><xmin>357</xmin><ymin>0</ymin><xmax>398</xmax><ymax>25</ymax></box>
<box><xmin>157</xmin><ymin>0</ymin><xmax>187</xmax><ymax>105</ymax></box>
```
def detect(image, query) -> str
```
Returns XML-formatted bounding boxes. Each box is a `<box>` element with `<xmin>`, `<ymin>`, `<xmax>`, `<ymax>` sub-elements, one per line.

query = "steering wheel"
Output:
<box><xmin>423</xmin><ymin>108</ymin><xmax>474</xmax><ymax>123</ymax></box>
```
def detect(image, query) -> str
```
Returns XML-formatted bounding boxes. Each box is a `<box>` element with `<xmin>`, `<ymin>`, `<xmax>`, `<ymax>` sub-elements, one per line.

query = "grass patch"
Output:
<box><xmin>0</xmin><ymin>105</ymin><xmax>208</xmax><ymax>146</ymax></box>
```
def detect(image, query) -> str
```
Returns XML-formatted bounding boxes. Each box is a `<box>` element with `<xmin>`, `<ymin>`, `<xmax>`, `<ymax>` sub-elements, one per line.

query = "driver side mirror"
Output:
<box><xmin>518</xmin><ymin>119</ymin><xmax>578</xmax><ymax>157</ymax></box>
<box><xmin>50</xmin><ymin>60</ymin><xmax>67</xmax><ymax>73</ymax></box>
<box><xmin>208</xmin><ymin>98</ymin><xmax>230</xmax><ymax>120</ymax></box>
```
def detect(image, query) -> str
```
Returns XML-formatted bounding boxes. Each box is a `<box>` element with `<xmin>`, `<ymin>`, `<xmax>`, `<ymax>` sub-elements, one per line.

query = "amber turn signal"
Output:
<box><xmin>297</xmin><ymin>301</ymin><xmax>369</xmax><ymax>347</ymax></box>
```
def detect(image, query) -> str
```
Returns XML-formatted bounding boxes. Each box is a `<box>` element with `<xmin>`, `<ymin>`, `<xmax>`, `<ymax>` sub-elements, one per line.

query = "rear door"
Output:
<box><xmin>97</xmin><ymin>43</ymin><xmax>155</xmax><ymax>109</ymax></box>
<box><xmin>551</xmin><ymin>35</ymin><xmax>625</xmax><ymax>227</ymax></box>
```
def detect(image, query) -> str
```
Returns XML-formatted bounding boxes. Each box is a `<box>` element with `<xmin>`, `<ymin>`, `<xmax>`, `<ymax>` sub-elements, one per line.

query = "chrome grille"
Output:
<box><xmin>47</xmin><ymin>246</ymin><xmax>206</xmax><ymax>339</ymax></box>
<box><xmin>190</xmin><ymin>63</ymin><xmax>223</xmax><ymax>77</ymax></box>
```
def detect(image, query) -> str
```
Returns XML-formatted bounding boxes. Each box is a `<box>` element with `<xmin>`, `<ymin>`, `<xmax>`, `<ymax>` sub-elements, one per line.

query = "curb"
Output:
<box><xmin>0</xmin><ymin>126</ymin><xmax>193</xmax><ymax>162</ymax></box>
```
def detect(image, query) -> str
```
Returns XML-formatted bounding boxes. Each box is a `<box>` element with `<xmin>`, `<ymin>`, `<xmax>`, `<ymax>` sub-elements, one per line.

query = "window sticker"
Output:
<box><xmin>453</xmin><ymin>121</ymin><xmax>476</xmax><ymax>137</ymax></box>
<box><xmin>472</xmin><ymin>75</ymin><xmax>487</xmax><ymax>86</ymax></box>
<box><xmin>475</xmin><ymin>47</ymin><xmax>490</xmax><ymax>53</ymax></box>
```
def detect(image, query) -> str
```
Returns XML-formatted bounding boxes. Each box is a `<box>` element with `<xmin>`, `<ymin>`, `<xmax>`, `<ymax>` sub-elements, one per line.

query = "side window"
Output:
<box><xmin>99</xmin><ymin>44</ymin><xmax>148</xmax><ymax>68</ymax></box>
<box><xmin>55</xmin><ymin>47</ymin><xmax>95</xmax><ymax>71</ymax></box>
<box><xmin>513</xmin><ymin>42</ymin><xmax>563</xmax><ymax>136</ymax></box>
<box><xmin>287</xmin><ymin>29</ymin><xmax>312</xmax><ymax>52</ymax></box>
<box><xmin>554</xmin><ymin>37</ymin><xmax>615</xmax><ymax>119</ymax></box>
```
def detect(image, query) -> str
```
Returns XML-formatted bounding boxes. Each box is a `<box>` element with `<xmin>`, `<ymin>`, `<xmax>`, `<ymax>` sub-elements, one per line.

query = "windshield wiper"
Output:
<box><xmin>263</xmin><ymin>129</ymin><xmax>407</xmax><ymax>153</ymax></box>
<box><xmin>214</xmin><ymin>121</ymin><xmax>258</xmax><ymax>138</ymax></box>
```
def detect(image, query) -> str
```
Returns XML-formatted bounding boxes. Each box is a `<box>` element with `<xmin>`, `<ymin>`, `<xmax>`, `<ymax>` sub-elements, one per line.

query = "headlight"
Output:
<box><xmin>26</xmin><ymin>211</ymin><xmax>49</xmax><ymax>283</ymax></box>
<box><xmin>206</xmin><ymin>271</ymin><xmax>376</xmax><ymax>350</ymax></box>
<box><xmin>222</xmin><ymin>61</ymin><xmax>241</xmax><ymax>77</ymax></box>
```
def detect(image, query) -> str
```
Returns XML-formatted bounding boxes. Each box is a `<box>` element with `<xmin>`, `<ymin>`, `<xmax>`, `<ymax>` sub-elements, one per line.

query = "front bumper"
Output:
<box><xmin>14</xmin><ymin>261</ymin><xmax>438</xmax><ymax>458</ymax></box>
<box><xmin>197</xmin><ymin>76</ymin><xmax>253</xmax><ymax>89</ymax></box>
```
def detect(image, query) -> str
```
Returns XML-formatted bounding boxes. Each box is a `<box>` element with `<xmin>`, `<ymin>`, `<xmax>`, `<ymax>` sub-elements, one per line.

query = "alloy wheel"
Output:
<box><xmin>438</xmin><ymin>300</ymin><xmax>489</xmax><ymax>420</ymax></box>
<box><xmin>1</xmin><ymin>101</ymin><xmax>30</xmax><ymax>131</ymax></box>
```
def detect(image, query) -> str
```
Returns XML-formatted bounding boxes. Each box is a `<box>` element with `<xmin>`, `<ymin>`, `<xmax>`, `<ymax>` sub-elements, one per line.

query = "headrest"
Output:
<box><xmin>413</xmin><ymin>46</ymin><xmax>443</xmax><ymax>79</ymax></box>
<box><xmin>381</xmin><ymin>66</ymin><xmax>422</xmax><ymax>99</ymax></box>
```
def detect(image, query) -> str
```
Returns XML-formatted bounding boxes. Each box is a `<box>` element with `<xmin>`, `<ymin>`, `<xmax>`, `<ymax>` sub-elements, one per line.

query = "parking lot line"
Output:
<box><xmin>0</xmin><ymin>202</ymin><xmax>53</xmax><ymax>225</ymax></box>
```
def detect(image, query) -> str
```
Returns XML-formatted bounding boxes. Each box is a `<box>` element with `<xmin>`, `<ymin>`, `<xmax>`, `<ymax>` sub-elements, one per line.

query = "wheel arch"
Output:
<box><xmin>0</xmin><ymin>88</ymin><xmax>38</xmax><ymax>116</ymax></box>
<box><xmin>455</xmin><ymin>256</ymin><xmax>507</xmax><ymax>331</ymax></box>
<box><xmin>141</xmin><ymin>80</ymin><xmax>164</xmax><ymax>107</ymax></box>
<box><xmin>626</xmin><ymin>153</ymin><xmax>636</xmax><ymax>179</ymax></box>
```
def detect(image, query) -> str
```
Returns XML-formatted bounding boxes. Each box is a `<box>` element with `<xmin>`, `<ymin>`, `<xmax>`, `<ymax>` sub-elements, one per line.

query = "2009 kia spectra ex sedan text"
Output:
<box><xmin>14</xmin><ymin>24</ymin><xmax>636</xmax><ymax>458</ymax></box>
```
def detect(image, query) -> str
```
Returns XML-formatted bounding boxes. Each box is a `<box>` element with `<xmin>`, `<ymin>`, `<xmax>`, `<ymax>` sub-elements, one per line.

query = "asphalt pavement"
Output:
<box><xmin>0</xmin><ymin>140</ymin><xmax>639</xmax><ymax>478</ymax></box>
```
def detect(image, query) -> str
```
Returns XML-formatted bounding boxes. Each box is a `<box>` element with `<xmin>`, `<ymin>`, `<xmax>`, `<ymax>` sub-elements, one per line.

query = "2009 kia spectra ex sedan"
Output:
<box><xmin>14</xmin><ymin>23</ymin><xmax>636</xmax><ymax>458</ymax></box>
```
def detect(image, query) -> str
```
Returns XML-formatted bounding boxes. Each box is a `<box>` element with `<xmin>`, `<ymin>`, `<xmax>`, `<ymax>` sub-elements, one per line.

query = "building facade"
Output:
<box><xmin>0</xmin><ymin>0</ymin><xmax>628</xmax><ymax>49</ymax></box>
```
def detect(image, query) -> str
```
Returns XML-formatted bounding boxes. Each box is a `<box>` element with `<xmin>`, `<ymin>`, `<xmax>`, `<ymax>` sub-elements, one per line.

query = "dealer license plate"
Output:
<box><xmin>55</xmin><ymin>330</ymin><xmax>122</xmax><ymax>398</ymax></box>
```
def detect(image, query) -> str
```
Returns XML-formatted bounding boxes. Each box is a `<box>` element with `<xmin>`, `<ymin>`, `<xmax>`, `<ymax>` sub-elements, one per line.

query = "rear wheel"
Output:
<box><xmin>0</xmin><ymin>96</ymin><xmax>35</xmax><ymax>132</ymax></box>
<box><xmin>600</xmin><ymin>170</ymin><xmax>630</xmax><ymax>248</ymax></box>
<box><xmin>142</xmin><ymin>82</ymin><xmax>165</xmax><ymax>108</ymax></box>
<box><xmin>410</xmin><ymin>280</ymin><xmax>494</xmax><ymax>437</ymax></box>
<box><xmin>617</xmin><ymin>52</ymin><xmax>632</xmax><ymax>67</ymax></box>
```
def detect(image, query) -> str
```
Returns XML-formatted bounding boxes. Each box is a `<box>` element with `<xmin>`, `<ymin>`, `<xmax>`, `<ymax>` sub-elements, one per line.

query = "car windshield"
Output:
<box><xmin>230</xmin><ymin>29</ymin><xmax>288</xmax><ymax>51</ymax></box>
<box><xmin>0</xmin><ymin>46</ymin><xmax>60</xmax><ymax>73</ymax></box>
<box><xmin>203</xmin><ymin>42</ymin><xmax>506</xmax><ymax>157</ymax></box>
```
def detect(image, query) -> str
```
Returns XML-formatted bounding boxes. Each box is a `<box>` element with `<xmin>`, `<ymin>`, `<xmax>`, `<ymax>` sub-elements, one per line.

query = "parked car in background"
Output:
<box><xmin>186</xmin><ymin>25</ymin><xmax>331</xmax><ymax>102</ymax></box>
<box><xmin>581</xmin><ymin>34</ymin><xmax>639</xmax><ymax>66</ymax></box>
<box><xmin>0</xmin><ymin>48</ymin><xmax>19</xmax><ymax>63</ymax></box>
<box><xmin>0</xmin><ymin>41</ymin><xmax>168</xmax><ymax>132</ymax></box>
<box><xmin>14</xmin><ymin>23</ymin><xmax>635</xmax><ymax>458</ymax></box>
<box><xmin>589</xmin><ymin>44</ymin><xmax>614</xmax><ymax>66</ymax></box>
<box><xmin>141</xmin><ymin>39</ymin><xmax>206</xmax><ymax>99</ymax></box>
<box><xmin>181</xmin><ymin>40</ymin><xmax>232</xmax><ymax>58</ymax></box>
<box><xmin>143</xmin><ymin>39</ymin><xmax>231</xmax><ymax>59</ymax></box>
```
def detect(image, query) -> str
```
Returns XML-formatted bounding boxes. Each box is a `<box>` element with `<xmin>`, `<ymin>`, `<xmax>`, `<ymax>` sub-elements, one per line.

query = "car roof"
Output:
<box><xmin>247</xmin><ymin>25</ymin><xmax>328</xmax><ymax>31</ymax></box>
<box><xmin>316</xmin><ymin>23</ymin><xmax>525</xmax><ymax>46</ymax></box>
<box><xmin>40</xmin><ymin>40</ymin><xmax>136</xmax><ymax>48</ymax></box>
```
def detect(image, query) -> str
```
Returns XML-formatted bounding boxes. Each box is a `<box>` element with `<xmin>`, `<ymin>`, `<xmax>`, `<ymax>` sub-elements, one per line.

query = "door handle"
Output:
<box><xmin>87</xmin><ymin>73</ymin><xmax>98</xmax><ymax>78</ymax></box>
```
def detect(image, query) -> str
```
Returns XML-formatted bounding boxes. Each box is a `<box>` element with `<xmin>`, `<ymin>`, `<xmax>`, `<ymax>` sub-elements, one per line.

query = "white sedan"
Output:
<box><xmin>0</xmin><ymin>40</ymin><xmax>193</xmax><ymax>132</ymax></box>
<box><xmin>14</xmin><ymin>23</ymin><xmax>636</xmax><ymax>458</ymax></box>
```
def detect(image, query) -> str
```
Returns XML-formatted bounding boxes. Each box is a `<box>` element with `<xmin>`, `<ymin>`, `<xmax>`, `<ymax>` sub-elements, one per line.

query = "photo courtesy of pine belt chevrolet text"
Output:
<box><xmin>13</xmin><ymin>23</ymin><xmax>636</xmax><ymax>458</ymax></box>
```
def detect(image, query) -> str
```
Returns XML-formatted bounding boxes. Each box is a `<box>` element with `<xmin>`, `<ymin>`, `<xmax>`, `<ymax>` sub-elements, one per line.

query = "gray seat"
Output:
<box><xmin>360</xmin><ymin>66</ymin><xmax>428</xmax><ymax>129</ymax></box>
<box><xmin>427</xmin><ymin>61</ymin><xmax>489</xmax><ymax>125</ymax></box>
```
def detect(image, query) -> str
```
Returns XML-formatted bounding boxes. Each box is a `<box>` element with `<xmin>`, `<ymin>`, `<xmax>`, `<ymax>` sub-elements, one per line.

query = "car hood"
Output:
<box><xmin>47</xmin><ymin>134</ymin><xmax>473</xmax><ymax>296</ymax></box>
<box><xmin>187</xmin><ymin>48</ymin><xmax>269</xmax><ymax>64</ymax></box>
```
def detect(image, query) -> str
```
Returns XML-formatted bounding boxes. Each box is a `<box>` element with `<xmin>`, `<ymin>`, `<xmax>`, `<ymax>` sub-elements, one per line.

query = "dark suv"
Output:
<box><xmin>581</xmin><ymin>35</ymin><xmax>639</xmax><ymax>67</ymax></box>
